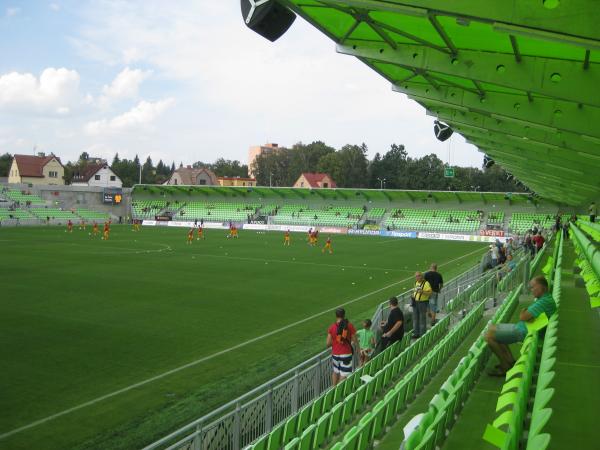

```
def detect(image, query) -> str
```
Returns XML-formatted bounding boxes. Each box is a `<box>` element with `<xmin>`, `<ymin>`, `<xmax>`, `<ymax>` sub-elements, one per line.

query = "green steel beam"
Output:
<box><xmin>394</xmin><ymin>82</ymin><xmax>600</xmax><ymax>138</ymax></box>
<box><xmin>441</xmin><ymin>120</ymin><xmax>599</xmax><ymax>170</ymax></box>
<box><xmin>460</xmin><ymin>131</ymin><xmax>600</xmax><ymax>179</ymax></box>
<box><xmin>311</xmin><ymin>0</ymin><xmax>600</xmax><ymax>42</ymax></box>
<box><xmin>337</xmin><ymin>42</ymin><xmax>600</xmax><ymax>107</ymax></box>
<box><xmin>427</xmin><ymin>106</ymin><xmax>600</xmax><ymax>158</ymax></box>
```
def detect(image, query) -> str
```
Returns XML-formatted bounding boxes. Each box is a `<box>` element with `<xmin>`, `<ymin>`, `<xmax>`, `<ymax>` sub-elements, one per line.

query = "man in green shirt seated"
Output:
<box><xmin>485</xmin><ymin>275</ymin><xmax>557</xmax><ymax>376</ymax></box>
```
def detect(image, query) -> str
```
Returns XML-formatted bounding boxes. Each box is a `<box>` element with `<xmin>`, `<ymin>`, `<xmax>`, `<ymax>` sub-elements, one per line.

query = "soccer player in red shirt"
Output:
<box><xmin>187</xmin><ymin>228</ymin><xmax>194</xmax><ymax>244</ymax></box>
<box><xmin>327</xmin><ymin>308</ymin><xmax>360</xmax><ymax>386</ymax></box>
<box><xmin>67</xmin><ymin>220</ymin><xmax>73</xmax><ymax>233</ymax></box>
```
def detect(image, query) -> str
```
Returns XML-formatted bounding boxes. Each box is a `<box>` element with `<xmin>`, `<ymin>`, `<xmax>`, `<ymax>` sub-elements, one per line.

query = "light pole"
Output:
<box><xmin>269</xmin><ymin>172</ymin><xmax>272</xmax><ymax>188</ymax></box>
<box><xmin>377</xmin><ymin>177</ymin><xmax>386</xmax><ymax>189</ymax></box>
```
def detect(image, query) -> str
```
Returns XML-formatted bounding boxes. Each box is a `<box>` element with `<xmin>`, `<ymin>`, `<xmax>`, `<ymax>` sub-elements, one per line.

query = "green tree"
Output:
<box><xmin>0</xmin><ymin>153</ymin><xmax>12</xmax><ymax>177</ymax></box>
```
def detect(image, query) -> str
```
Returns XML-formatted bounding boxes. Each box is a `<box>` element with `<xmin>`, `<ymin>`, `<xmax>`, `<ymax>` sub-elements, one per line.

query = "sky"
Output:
<box><xmin>0</xmin><ymin>0</ymin><xmax>484</xmax><ymax>169</ymax></box>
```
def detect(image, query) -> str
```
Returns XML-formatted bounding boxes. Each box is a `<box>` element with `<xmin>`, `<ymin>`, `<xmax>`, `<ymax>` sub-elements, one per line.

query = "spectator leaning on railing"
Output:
<box><xmin>326</xmin><ymin>308</ymin><xmax>360</xmax><ymax>386</ymax></box>
<box><xmin>411</xmin><ymin>272</ymin><xmax>432</xmax><ymax>338</ymax></box>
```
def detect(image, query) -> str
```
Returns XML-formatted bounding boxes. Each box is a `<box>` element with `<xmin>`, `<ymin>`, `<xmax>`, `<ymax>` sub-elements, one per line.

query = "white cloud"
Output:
<box><xmin>49</xmin><ymin>3</ymin><xmax>60</xmax><ymax>12</ymax></box>
<box><xmin>84</xmin><ymin>98</ymin><xmax>174</xmax><ymax>135</ymax></box>
<box><xmin>0</xmin><ymin>68</ymin><xmax>82</xmax><ymax>115</ymax></box>
<box><xmin>98</xmin><ymin>67</ymin><xmax>152</xmax><ymax>106</ymax></box>
<box><xmin>5</xmin><ymin>7</ymin><xmax>20</xmax><ymax>17</ymax></box>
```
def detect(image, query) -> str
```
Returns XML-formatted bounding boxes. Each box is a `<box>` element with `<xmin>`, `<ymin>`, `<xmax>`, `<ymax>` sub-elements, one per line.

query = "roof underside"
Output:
<box><xmin>277</xmin><ymin>0</ymin><xmax>600</xmax><ymax>206</ymax></box>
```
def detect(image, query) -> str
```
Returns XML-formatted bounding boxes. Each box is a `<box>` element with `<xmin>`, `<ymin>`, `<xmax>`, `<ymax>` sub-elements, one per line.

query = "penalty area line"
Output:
<box><xmin>0</xmin><ymin>245</ymin><xmax>485</xmax><ymax>440</ymax></box>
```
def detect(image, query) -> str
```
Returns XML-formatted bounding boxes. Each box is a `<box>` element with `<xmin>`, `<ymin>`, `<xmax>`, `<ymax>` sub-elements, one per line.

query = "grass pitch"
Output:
<box><xmin>0</xmin><ymin>225</ymin><xmax>487</xmax><ymax>449</ymax></box>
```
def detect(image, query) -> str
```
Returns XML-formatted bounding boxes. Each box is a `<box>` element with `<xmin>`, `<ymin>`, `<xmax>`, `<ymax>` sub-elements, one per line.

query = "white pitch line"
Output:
<box><xmin>0</xmin><ymin>245</ymin><xmax>485</xmax><ymax>440</ymax></box>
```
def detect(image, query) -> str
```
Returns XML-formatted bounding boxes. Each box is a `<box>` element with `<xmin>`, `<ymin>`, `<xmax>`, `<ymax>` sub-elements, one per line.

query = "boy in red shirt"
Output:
<box><xmin>327</xmin><ymin>308</ymin><xmax>360</xmax><ymax>386</ymax></box>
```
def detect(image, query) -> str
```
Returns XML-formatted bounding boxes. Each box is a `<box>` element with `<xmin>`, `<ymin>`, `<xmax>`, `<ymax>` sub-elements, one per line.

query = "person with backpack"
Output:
<box><xmin>327</xmin><ymin>308</ymin><xmax>360</xmax><ymax>386</ymax></box>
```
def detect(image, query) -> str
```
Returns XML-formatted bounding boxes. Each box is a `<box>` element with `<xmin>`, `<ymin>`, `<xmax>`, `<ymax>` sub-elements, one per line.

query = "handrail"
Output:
<box><xmin>572</xmin><ymin>221</ymin><xmax>600</xmax><ymax>276</ymax></box>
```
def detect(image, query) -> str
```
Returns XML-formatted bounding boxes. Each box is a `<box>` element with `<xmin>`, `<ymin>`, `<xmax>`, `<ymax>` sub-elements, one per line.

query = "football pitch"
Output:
<box><xmin>0</xmin><ymin>226</ymin><xmax>488</xmax><ymax>450</ymax></box>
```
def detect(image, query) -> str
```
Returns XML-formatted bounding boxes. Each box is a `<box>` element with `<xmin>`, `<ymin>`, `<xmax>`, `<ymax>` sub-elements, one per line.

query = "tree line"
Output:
<box><xmin>0</xmin><ymin>142</ymin><xmax>527</xmax><ymax>192</ymax></box>
<box><xmin>251</xmin><ymin>141</ymin><xmax>527</xmax><ymax>192</ymax></box>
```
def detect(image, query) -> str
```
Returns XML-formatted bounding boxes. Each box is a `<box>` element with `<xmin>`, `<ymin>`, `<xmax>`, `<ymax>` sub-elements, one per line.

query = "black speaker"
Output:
<box><xmin>433</xmin><ymin>120</ymin><xmax>453</xmax><ymax>142</ymax></box>
<box><xmin>483</xmin><ymin>155</ymin><xmax>495</xmax><ymax>168</ymax></box>
<box><xmin>241</xmin><ymin>0</ymin><xmax>296</xmax><ymax>42</ymax></box>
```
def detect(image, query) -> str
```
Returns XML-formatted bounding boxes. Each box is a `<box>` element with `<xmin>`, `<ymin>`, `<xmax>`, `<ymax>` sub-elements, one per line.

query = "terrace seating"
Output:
<box><xmin>29</xmin><ymin>208</ymin><xmax>79</xmax><ymax>220</ymax></box>
<box><xmin>509</xmin><ymin>213</ymin><xmax>553</xmax><ymax>234</ymax></box>
<box><xmin>2</xmin><ymin>189</ymin><xmax>45</xmax><ymax>205</ymax></box>
<box><xmin>176</xmin><ymin>202</ymin><xmax>259</xmax><ymax>222</ymax></box>
<box><xmin>0</xmin><ymin>208</ymin><xmax>36</xmax><ymax>220</ymax></box>
<box><xmin>366</xmin><ymin>207</ymin><xmax>386</xmax><ymax>220</ymax></box>
<box><xmin>383</xmin><ymin>209</ymin><xmax>481</xmax><ymax>233</ymax></box>
<box><xmin>487</xmin><ymin>212</ymin><xmax>504</xmax><ymax>225</ymax></box>
<box><xmin>271</xmin><ymin>205</ymin><xmax>363</xmax><ymax>228</ymax></box>
<box><xmin>132</xmin><ymin>200</ymin><xmax>167</xmax><ymax>219</ymax></box>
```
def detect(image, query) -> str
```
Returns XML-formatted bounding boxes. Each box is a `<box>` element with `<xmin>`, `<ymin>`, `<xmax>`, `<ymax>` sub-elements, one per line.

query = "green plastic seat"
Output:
<box><xmin>371</xmin><ymin>400</ymin><xmax>388</xmax><ymax>439</ymax></box>
<box><xmin>343</xmin><ymin>426</ymin><xmax>360</xmax><ymax>450</ymax></box>
<box><xmin>310</xmin><ymin>395</ymin><xmax>324</xmax><ymax>423</ymax></box>
<box><xmin>341</xmin><ymin>392</ymin><xmax>356</xmax><ymax>425</ymax></box>
<box><xmin>525</xmin><ymin>433</ymin><xmax>551</xmax><ymax>450</ymax></box>
<box><xmin>354</xmin><ymin>384</ymin><xmax>367</xmax><ymax>415</ymax></box>
<box><xmin>313</xmin><ymin>412</ymin><xmax>330</xmax><ymax>448</ymax></box>
<box><xmin>250</xmin><ymin>433</ymin><xmax>268</xmax><ymax>450</ymax></box>
<box><xmin>357</xmin><ymin>413</ymin><xmax>374</xmax><ymax>450</ymax></box>
<box><xmin>298</xmin><ymin>424</ymin><xmax>315</xmax><ymax>450</ymax></box>
<box><xmin>297</xmin><ymin>404</ymin><xmax>311</xmax><ymax>433</ymax></box>
<box><xmin>283</xmin><ymin>413</ymin><xmax>299</xmax><ymax>444</ymax></box>
<box><xmin>283</xmin><ymin>437</ymin><xmax>300</xmax><ymax>450</ymax></box>
<box><xmin>267</xmin><ymin>422</ymin><xmax>284</xmax><ymax>450</ymax></box>
<box><xmin>328</xmin><ymin>403</ymin><xmax>343</xmax><ymax>436</ymax></box>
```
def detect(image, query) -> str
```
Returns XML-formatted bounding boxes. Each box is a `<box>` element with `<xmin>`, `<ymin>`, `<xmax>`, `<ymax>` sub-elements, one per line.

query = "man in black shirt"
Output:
<box><xmin>424</xmin><ymin>263</ymin><xmax>444</xmax><ymax>326</ymax></box>
<box><xmin>380</xmin><ymin>297</ymin><xmax>404</xmax><ymax>350</ymax></box>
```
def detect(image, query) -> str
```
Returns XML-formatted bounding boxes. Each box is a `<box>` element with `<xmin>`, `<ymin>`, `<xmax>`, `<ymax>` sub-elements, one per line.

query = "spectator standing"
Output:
<box><xmin>533</xmin><ymin>232</ymin><xmax>545</xmax><ymax>253</ymax></box>
<box><xmin>424</xmin><ymin>264</ymin><xmax>444</xmax><ymax>326</ymax></box>
<box><xmin>356</xmin><ymin>319</ymin><xmax>376</xmax><ymax>367</ymax></box>
<box><xmin>590</xmin><ymin>201</ymin><xmax>597</xmax><ymax>223</ymax></box>
<box><xmin>327</xmin><ymin>308</ymin><xmax>359</xmax><ymax>386</ymax></box>
<box><xmin>490</xmin><ymin>244</ymin><xmax>499</xmax><ymax>267</ymax></box>
<box><xmin>412</xmin><ymin>272</ymin><xmax>432</xmax><ymax>338</ymax></box>
<box><xmin>380</xmin><ymin>297</ymin><xmax>404</xmax><ymax>349</ymax></box>
<box><xmin>485</xmin><ymin>276</ymin><xmax>556</xmax><ymax>376</ymax></box>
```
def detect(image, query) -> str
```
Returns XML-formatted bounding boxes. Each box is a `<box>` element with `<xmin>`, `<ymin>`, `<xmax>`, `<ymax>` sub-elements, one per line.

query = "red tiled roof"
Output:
<box><xmin>300</xmin><ymin>172</ymin><xmax>337</xmax><ymax>188</ymax></box>
<box><xmin>72</xmin><ymin>164</ymin><xmax>105</xmax><ymax>182</ymax></box>
<box><xmin>14</xmin><ymin>154</ymin><xmax>63</xmax><ymax>178</ymax></box>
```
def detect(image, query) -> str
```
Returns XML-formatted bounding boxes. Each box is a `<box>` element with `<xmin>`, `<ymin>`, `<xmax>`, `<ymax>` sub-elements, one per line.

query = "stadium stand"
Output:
<box><xmin>509</xmin><ymin>213</ymin><xmax>553</xmax><ymax>234</ymax></box>
<box><xmin>0</xmin><ymin>208</ymin><xmax>36</xmax><ymax>220</ymax></box>
<box><xmin>365</xmin><ymin>207</ymin><xmax>386</xmax><ymax>220</ymax></box>
<box><xmin>132</xmin><ymin>200</ymin><xmax>167</xmax><ymax>219</ymax></box>
<box><xmin>271</xmin><ymin>205</ymin><xmax>364</xmax><ymax>228</ymax></box>
<box><xmin>2</xmin><ymin>189</ymin><xmax>45</xmax><ymax>205</ymax></box>
<box><xmin>384</xmin><ymin>209</ymin><xmax>481</xmax><ymax>233</ymax></box>
<box><xmin>175</xmin><ymin>202</ymin><xmax>259</xmax><ymax>222</ymax></box>
<box><xmin>29</xmin><ymin>208</ymin><xmax>79</xmax><ymax>220</ymax></box>
<box><xmin>487</xmin><ymin>212</ymin><xmax>504</xmax><ymax>226</ymax></box>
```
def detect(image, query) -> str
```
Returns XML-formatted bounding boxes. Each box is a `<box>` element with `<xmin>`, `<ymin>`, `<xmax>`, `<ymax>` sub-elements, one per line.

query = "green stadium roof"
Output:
<box><xmin>274</xmin><ymin>0</ymin><xmax>600</xmax><ymax>206</ymax></box>
<box><xmin>134</xmin><ymin>184</ymin><xmax>550</xmax><ymax>205</ymax></box>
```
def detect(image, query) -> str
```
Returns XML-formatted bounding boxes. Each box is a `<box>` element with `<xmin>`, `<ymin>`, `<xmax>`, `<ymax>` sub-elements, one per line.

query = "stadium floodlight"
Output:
<box><xmin>241</xmin><ymin>0</ymin><xmax>296</xmax><ymax>42</ymax></box>
<box><xmin>433</xmin><ymin>120</ymin><xmax>453</xmax><ymax>142</ymax></box>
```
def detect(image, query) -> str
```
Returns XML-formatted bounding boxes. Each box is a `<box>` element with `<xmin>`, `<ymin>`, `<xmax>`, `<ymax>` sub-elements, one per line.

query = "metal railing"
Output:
<box><xmin>143</xmin><ymin>256</ymin><xmax>502</xmax><ymax>450</ymax></box>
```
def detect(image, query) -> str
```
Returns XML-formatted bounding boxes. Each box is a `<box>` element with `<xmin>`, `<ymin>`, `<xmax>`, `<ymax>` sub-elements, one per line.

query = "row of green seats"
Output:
<box><xmin>525</xmin><ymin>236</ymin><xmax>563</xmax><ymax>450</ymax></box>
<box><xmin>366</xmin><ymin>208</ymin><xmax>385</xmax><ymax>219</ymax></box>
<box><xmin>570</xmin><ymin>223</ymin><xmax>600</xmax><ymax>308</ymax></box>
<box><xmin>3</xmin><ymin>190</ymin><xmax>45</xmax><ymax>204</ymax></box>
<box><xmin>333</xmin><ymin>298</ymin><xmax>487</xmax><ymax>450</ymax></box>
<box><xmin>407</xmin><ymin>285</ymin><xmax>522</xmax><ymax>450</ymax></box>
<box><xmin>250</xmin><ymin>319</ymin><xmax>452</xmax><ymax>450</ymax></box>
<box><xmin>247</xmin><ymin>336</ymin><xmax>411</xmax><ymax>450</ymax></box>
<box><xmin>0</xmin><ymin>208</ymin><xmax>36</xmax><ymax>219</ymax></box>
<box><xmin>29</xmin><ymin>208</ymin><xmax>78</xmax><ymax>219</ymax></box>
<box><xmin>488</xmin><ymin>212</ymin><xmax>505</xmax><ymax>225</ymax></box>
